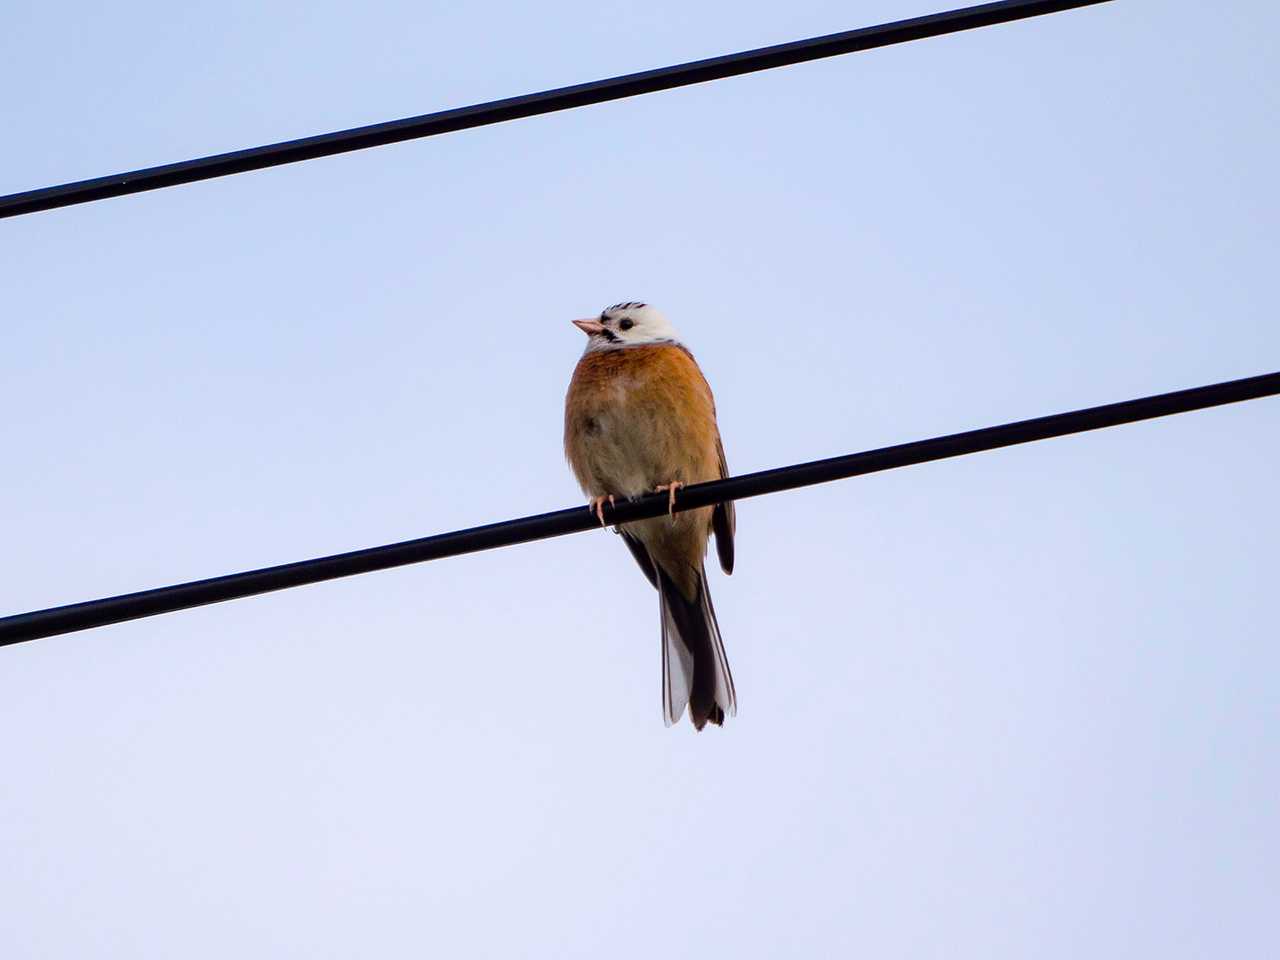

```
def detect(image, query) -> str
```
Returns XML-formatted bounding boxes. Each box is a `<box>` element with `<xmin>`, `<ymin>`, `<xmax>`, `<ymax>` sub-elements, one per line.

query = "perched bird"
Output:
<box><xmin>563</xmin><ymin>302</ymin><xmax>736</xmax><ymax>730</ymax></box>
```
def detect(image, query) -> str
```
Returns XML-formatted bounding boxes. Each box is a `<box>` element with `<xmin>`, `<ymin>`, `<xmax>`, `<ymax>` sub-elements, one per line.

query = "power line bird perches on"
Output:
<box><xmin>1</xmin><ymin>370</ymin><xmax>1276</xmax><ymax>648</ymax></box>
<box><xmin>0</xmin><ymin>0</ymin><xmax>1113</xmax><ymax>219</ymax></box>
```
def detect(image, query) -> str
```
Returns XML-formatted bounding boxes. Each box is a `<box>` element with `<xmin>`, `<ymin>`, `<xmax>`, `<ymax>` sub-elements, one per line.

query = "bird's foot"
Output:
<box><xmin>653</xmin><ymin>481</ymin><xmax>683</xmax><ymax>517</ymax></box>
<box><xmin>588</xmin><ymin>494</ymin><xmax>616</xmax><ymax>527</ymax></box>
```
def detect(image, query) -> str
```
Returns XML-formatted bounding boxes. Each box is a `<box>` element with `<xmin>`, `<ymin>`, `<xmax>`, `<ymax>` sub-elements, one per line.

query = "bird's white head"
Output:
<box><xmin>572</xmin><ymin>301</ymin><xmax>679</xmax><ymax>353</ymax></box>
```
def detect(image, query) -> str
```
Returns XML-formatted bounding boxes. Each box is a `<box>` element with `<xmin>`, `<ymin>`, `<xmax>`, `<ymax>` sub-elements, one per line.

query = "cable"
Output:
<box><xmin>1</xmin><ymin>369</ymin><xmax>1275</xmax><ymax>648</ymax></box>
<box><xmin>0</xmin><ymin>0</ymin><xmax>1112</xmax><ymax>220</ymax></box>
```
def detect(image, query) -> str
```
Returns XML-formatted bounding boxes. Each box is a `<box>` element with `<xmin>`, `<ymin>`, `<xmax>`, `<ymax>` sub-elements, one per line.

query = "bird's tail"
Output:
<box><xmin>659</xmin><ymin>564</ymin><xmax>736</xmax><ymax>730</ymax></box>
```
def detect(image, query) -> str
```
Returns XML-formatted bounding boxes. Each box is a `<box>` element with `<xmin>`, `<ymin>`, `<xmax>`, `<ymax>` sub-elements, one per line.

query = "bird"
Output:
<box><xmin>563</xmin><ymin>301</ymin><xmax>736</xmax><ymax>730</ymax></box>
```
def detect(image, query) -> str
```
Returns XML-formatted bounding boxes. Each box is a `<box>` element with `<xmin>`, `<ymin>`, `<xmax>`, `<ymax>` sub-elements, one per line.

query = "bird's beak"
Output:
<box><xmin>573</xmin><ymin>318</ymin><xmax>606</xmax><ymax>336</ymax></box>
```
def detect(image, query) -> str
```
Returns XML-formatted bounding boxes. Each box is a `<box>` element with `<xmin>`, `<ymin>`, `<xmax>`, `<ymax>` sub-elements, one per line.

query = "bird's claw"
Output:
<box><xmin>588</xmin><ymin>494</ymin><xmax>616</xmax><ymax>527</ymax></box>
<box><xmin>653</xmin><ymin>482</ymin><xmax>683</xmax><ymax>517</ymax></box>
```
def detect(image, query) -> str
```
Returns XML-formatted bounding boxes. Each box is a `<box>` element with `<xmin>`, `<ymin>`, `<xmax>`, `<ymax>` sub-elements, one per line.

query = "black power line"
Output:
<box><xmin>2</xmin><ymin>369</ymin><xmax>1275</xmax><ymax>649</ymax></box>
<box><xmin>0</xmin><ymin>0</ymin><xmax>1112</xmax><ymax>220</ymax></box>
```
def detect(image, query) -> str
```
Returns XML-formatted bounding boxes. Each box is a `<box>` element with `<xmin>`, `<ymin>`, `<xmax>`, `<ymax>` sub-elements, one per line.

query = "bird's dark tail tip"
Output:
<box><xmin>692</xmin><ymin>703</ymin><xmax>726</xmax><ymax>731</ymax></box>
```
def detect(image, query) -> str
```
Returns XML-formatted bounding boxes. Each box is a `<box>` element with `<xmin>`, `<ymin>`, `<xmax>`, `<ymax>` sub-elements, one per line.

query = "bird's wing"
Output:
<box><xmin>712</xmin><ymin>432</ymin><xmax>735</xmax><ymax>575</ymax></box>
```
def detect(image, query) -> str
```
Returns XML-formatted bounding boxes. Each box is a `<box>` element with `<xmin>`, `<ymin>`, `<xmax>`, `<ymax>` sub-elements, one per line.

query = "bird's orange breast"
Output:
<box><xmin>564</xmin><ymin>344</ymin><xmax>722</xmax><ymax>499</ymax></box>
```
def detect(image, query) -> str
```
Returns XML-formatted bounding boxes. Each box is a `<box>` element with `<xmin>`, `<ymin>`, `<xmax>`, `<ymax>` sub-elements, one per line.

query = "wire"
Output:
<box><xmin>1</xmin><ymin>369</ymin><xmax>1275</xmax><ymax>648</ymax></box>
<box><xmin>0</xmin><ymin>0</ymin><xmax>1112</xmax><ymax>220</ymax></box>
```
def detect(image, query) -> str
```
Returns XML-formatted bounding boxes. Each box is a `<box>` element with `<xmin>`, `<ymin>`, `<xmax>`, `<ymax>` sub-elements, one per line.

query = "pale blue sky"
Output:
<box><xmin>2</xmin><ymin>1</ymin><xmax>1277</xmax><ymax>956</ymax></box>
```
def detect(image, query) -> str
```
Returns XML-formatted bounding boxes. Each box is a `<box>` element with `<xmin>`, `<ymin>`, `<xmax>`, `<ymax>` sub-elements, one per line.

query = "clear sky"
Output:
<box><xmin>2</xmin><ymin>1</ymin><xmax>1276</xmax><ymax>956</ymax></box>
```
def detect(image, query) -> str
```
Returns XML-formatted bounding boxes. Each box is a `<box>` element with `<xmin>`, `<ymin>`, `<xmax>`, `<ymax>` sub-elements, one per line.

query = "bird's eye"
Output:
<box><xmin>619</xmin><ymin>318</ymin><xmax>635</xmax><ymax>331</ymax></box>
